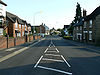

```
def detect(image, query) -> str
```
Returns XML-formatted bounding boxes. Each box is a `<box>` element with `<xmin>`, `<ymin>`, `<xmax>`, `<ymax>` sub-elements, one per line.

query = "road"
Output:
<box><xmin>0</xmin><ymin>35</ymin><xmax>100</xmax><ymax>75</ymax></box>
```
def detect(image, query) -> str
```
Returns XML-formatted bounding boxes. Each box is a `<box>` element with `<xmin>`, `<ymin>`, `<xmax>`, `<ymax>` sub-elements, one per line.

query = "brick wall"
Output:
<box><xmin>16</xmin><ymin>37</ymin><xmax>25</xmax><ymax>45</ymax></box>
<box><xmin>0</xmin><ymin>37</ymin><xmax>7</xmax><ymax>49</ymax></box>
<box><xmin>8</xmin><ymin>38</ymin><xmax>14</xmax><ymax>48</ymax></box>
<box><xmin>95</xmin><ymin>14</ymin><xmax>100</xmax><ymax>44</ymax></box>
<box><xmin>29</xmin><ymin>35</ymin><xmax>33</xmax><ymax>42</ymax></box>
<box><xmin>0</xmin><ymin>35</ymin><xmax>41</xmax><ymax>49</ymax></box>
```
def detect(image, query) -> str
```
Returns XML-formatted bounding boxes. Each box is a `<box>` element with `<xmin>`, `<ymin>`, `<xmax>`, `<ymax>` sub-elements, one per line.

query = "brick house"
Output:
<box><xmin>27</xmin><ymin>23</ymin><xmax>32</xmax><ymax>35</ymax></box>
<box><xmin>83</xmin><ymin>6</ymin><xmax>100</xmax><ymax>44</ymax></box>
<box><xmin>6</xmin><ymin>12</ymin><xmax>28</xmax><ymax>38</ymax></box>
<box><xmin>73</xmin><ymin>9</ymin><xmax>87</xmax><ymax>42</ymax></box>
<box><xmin>0</xmin><ymin>0</ymin><xmax>7</xmax><ymax>36</ymax></box>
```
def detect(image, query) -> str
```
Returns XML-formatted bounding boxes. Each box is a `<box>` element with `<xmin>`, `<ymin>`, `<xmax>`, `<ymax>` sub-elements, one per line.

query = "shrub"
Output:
<box><xmin>63</xmin><ymin>36</ymin><xmax>73</xmax><ymax>40</ymax></box>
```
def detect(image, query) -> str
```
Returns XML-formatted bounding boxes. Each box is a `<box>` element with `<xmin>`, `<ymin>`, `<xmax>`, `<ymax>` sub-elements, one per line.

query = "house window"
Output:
<box><xmin>89</xmin><ymin>31</ymin><xmax>92</xmax><ymax>40</ymax></box>
<box><xmin>15</xmin><ymin>22</ymin><xmax>18</xmax><ymax>28</ymax></box>
<box><xmin>80</xmin><ymin>26</ymin><xmax>82</xmax><ymax>30</ymax></box>
<box><xmin>19</xmin><ymin>24</ymin><xmax>21</xmax><ymax>28</ymax></box>
<box><xmin>74</xmin><ymin>27</ymin><xmax>75</xmax><ymax>30</ymax></box>
<box><xmin>84</xmin><ymin>22</ymin><xmax>86</xmax><ymax>28</ymax></box>
<box><xmin>25</xmin><ymin>24</ymin><xmax>27</xmax><ymax>30</ymax></box>
<box><xmin>77</xmin><ymin>27</ymin><xmax>79</xmax><ymax>30</ymax></box>
<box><xmin>83</xmin><ymin>33</ymin><xmax>85</xmax><ymax>39</ymax></box>
<box><xmin>22</xmin><ymin>25</ymin><xmax>24</xmax><ymax>29</ymax></box>
<box><xmin>0</xmin><ymin>28</ymin><xmax>3</xmax><ymax>35</ymax></box>
<box><xmin>22</xmin><ymin>31</ymin><xmax>24</xmax><ymax>36</ymax></box>
<box><xmin>89</xmin><ymin>20</ymin><xmax>92</xmax><ymax>28</ymax></box>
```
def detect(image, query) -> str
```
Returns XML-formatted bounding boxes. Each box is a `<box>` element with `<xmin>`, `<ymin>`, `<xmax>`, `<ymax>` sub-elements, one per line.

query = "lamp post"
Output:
<box><xmin>33</xmin><ymin>11</ymin><xmax>43</xmax><ymax>34</ymax></box>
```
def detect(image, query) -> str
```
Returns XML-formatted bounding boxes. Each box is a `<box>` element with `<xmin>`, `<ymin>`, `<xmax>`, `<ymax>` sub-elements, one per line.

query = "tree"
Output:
<box><xmin>74</xmin><ymin>2</ymin><xmax>82</xmax><ymax>23</ymax></box>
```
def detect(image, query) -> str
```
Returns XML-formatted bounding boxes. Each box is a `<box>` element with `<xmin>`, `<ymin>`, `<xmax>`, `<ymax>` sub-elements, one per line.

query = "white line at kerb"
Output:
<box><xmin>34</xmin><ymin>55</ymin><xmax>43</xmax><ymax>68</ymax></box>
<box><xmin>37</xmin><ymin>66</ymin><xmax>72</xmax><ymax>75</ymax></box>
<box><xmin>61</xmin><ymin>55</ymin><xmax>71</xmax><ymax>67</ymax></box>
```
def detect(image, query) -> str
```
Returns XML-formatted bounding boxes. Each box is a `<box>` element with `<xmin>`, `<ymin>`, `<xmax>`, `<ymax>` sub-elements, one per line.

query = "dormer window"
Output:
<box><xmin>89</xmin><ymin>20</ymin><xmax>92</xmax><ymax>28</ymax></box>
<box><xmin>84</xmin><ymin>22</ymin><xmax>86</xmax><ymax>28</ymax></box>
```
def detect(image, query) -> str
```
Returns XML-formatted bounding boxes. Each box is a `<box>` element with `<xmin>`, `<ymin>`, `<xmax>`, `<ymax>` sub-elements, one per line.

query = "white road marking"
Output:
<box><xmin>61</xmin><ymin>55</ymin><xmax>71</xmax><ymax>67</ymax></box>
<box><xmin>45</xmin><ymin>54</ymin><xmax>61</xmax><ymax>57</ymax></box>
<box><xmin>53</xmin><ymin>44</ymin><xmax>55</xmax><ymax>47</ymax></box>
<box><xmin>44</xmin><ymin>48</ymin><xmax>48</xmax><ymax>53</ymax></box>
<box><xmin>37</xmin><ymin>66</ymin><xmax>72</xmax><ymax>75</ymax></box>
<box><xmin>48</xmin><ymin>44</ymin><xmax>51</xmax><ymax>47</ymax></box>
<box><xmin>34</xmin><ymin>55</ymin><xmax>43</xmax><ymax>68</ymax></box>
<box><xmin>42</xmin><ymin>58</ymin><xmax>64</xmax><ymax>62</ymax></box>
<box><xmin>5</xmin><ymin>48</ymin><xmax>16</xmax><ymax>52</ymax></box>
<box><xmin>46</xmin><ymin>51</ymin><xmax>59</xmax><ymax>53</ymax></box>
<box><xmin>55</xmin><ymin>48</ymin><xmax>59</xmax><ymax>52</ymax></box>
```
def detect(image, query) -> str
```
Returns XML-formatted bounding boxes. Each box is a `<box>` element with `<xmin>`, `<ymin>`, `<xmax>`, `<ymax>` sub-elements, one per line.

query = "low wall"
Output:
<box><xmin>0</xmin><ymin>35</ymin><xmax>41</xmax><ymax>49</ymax></box>
<box><xmin>0</xmin><ymin>37</ymin><xmax>7</xmax><ymax>49</ymax></box>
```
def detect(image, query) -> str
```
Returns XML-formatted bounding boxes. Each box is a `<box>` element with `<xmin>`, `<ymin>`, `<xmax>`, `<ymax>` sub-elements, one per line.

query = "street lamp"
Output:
<box><xmin>33</xmin><ymin>11</ymin><xmax>43</xmax><ymax>34</ymax></box>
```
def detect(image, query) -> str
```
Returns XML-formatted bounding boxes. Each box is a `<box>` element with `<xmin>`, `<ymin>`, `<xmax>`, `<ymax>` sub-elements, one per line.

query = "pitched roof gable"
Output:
<box><xmin>6</xmin><ymin>12</ymin><xmax>25</xmax><ymax>25</ymax></box>
<box><xmin>0</xmin><ymin>0</ymin><xmax>7</xmax><ymax>6</ymax></box>
<box><xmin>85</xmin><ymin>6</ymin><xmax>100</xmax><ymax>20</ymax></box>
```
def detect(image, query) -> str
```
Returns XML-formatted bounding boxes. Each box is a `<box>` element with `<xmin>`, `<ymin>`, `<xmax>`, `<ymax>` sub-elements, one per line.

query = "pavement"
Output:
<box><xmin>0</xmin><ymin>35</ymin><xmax>100</xmax><ymax>75</ymax></box>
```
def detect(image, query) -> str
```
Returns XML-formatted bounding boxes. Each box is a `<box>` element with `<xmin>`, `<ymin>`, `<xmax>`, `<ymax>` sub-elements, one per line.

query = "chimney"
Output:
<box><xmin>83</xmin><ymin>9</ymin><xmax>87</xmax><ymax>17</ymax></box>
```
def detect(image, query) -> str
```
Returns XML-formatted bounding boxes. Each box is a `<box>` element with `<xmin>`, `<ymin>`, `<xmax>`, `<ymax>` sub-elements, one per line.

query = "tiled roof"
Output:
<box><xmin>0</xmin><ymin>0</ymin><xmax>7</xmax><ymax>6</ymax></box>
<box><xmin>85</xmin><ymin>6</ymin><xmax>100</xmax><ymax>21</ymax></box>
<box><xmin>6</xmin><ymin>12</ymin><xmax>25</xmax><ymax>25</ymax></box>
<box><xmin>74</xmin><ymin>17</ymin><xmax>84</xmax><ymax>26</ymax></box>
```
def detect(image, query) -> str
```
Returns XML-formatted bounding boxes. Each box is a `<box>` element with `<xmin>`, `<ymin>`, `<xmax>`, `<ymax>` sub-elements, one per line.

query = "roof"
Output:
<box><xmin>74</xmin><ymin>17</ymin><xmax>84</xmax><ymax>26</ymax></box>
<box><xmin>6</xmin><ymin>12</ymin><xmax>25</xmax><ymax>25</ymax></box>
<box><xmin>0</xmin><ymin>0</ymin><xmax>7</xmax><ymax>6</ymax></box>
<box><xmin>64</xmin><ymin>25</ymin><xmax>70</xmax><ymax>29</ymax></box>
<box><xmin>27</xmin><ymin>23</ymin><xmax>31</xmax><ymax>27</ymax></box>
<box><xmin>85</xmin><ymin>6</ymin><xmax>100</xmax><ymax>21</ymax></box>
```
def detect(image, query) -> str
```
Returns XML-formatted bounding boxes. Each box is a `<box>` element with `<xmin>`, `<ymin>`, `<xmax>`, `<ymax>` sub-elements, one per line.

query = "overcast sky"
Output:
<box><xmin>3</xmin><ymin>0</ymin><xmax>100</xmax><ymax>29</ymax></box>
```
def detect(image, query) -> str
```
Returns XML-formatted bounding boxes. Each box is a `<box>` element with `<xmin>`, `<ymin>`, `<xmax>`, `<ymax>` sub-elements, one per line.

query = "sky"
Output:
<box><xmin>3</xmin><ymin>0</ymin><xmax>100</xmax><ymax>29</ymax></box>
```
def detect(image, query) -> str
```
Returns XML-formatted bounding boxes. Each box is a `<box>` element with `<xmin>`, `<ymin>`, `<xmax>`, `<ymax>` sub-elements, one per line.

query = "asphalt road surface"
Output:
<box><xmin>0</xmin><ymin>35</ymin><xmax>100</xmax><ymax>75</ymax></box>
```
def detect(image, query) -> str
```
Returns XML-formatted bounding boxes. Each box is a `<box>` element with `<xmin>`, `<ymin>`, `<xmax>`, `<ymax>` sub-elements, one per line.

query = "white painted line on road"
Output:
<box><xmin>55</xmin><ymin>48</ymin><xmax>59</xmax><ymax>52</ymax></box>
<box><xmin>34</xmin><ymin>55</ymin><xmax>43</xmax><ymax>68</ymax></box>
<box><xmin>46</xmin><ymin>51</ymin><xmax>59</xmax><ymax>53</ymax></box>
<box><xmin>48</xmin><ymin>44</ymin><xmax>51</xmax><ymax>47</ymax></box>
<box><xmin>42</xmin><ymin>58</ymin><xmax>64</xmax><ymax>62</ymax></box>
<box><xmin>37</xmin><ymin>66</ymin><xmax>72</xmax><ymax>75</ymax></box>
<box><xmin>44</xmin><ymin>48</ymin><xmax>48</xmax><ymax>53</ymax></box>
<box><xmin>61</xmin><ymin>55</ymin><xmax>71</xmax><ymax>67</ymax></box>
<box><xmin>45</xmin><ymin>54</ymin><xmax>61</xmax><ymax>57</ymax></box>
<box><xmin>5</xmin><ymin>48</ymin><xmax>16</xmax><ymax>52</ymax></box>
<box><xmin>53</xmin><ymin>44</ymin><xmax>55</xmax><ymax>47</ymax></box>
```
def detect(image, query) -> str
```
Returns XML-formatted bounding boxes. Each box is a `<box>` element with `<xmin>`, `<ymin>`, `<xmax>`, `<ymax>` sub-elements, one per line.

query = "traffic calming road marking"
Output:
<box><xmin>37</xmin><ymin>65</ymin><xmax>72</xmax><ymax>75</ymax></box>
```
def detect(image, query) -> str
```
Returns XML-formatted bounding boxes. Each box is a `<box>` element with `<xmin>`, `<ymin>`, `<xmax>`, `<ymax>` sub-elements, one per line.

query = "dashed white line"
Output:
<box><xmin>61</xmin><ymin>55</ymin><xmax>71</xmax><ymax>67</ymax></box>
<box><xmin>37</xmin><ymin>66</ymin><xmax>72</xmax><ymax>75</ymax></box>
<box><xmin>42</xmin><ymin>58</ymin><xmax>64</xmax><ymax>62</ymax></box>
<box><xmin>34</xmin><ymin>55</ymin><xmax>43</xmax><ymax>68</ymax></box>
